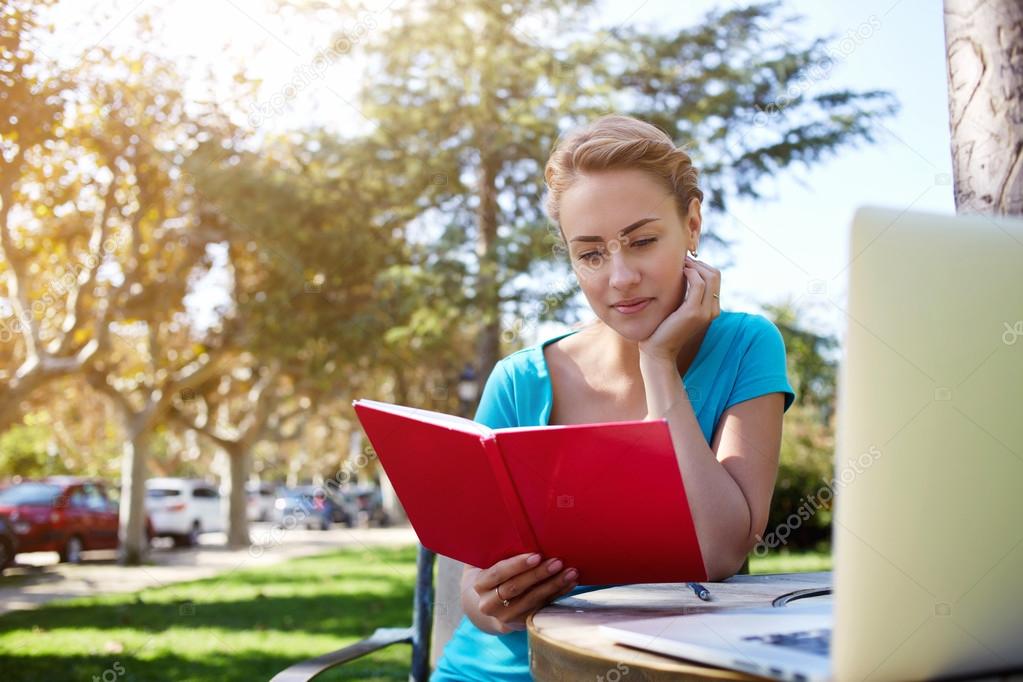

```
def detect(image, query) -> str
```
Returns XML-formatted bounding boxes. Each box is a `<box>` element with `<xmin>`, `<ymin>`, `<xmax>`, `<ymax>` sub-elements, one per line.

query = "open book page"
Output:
<box><xmin>352</xmin><ymin>399</ymin><xmax>491</xmax><ymax>436</ymax></box>
<box><xmin>494</xmin><ymin>417</ymin><xmax>655</xmax><ymax>434</ymax></box>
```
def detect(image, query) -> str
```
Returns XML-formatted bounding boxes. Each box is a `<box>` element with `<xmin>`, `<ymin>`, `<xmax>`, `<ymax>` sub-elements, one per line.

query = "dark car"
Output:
<box><xmin>346</xmin><ymin>484</ymin><xmax>392</xmax><ymax>528</ymax></box>
<box><xmin>0</xmin><ymin>478</ymin><xmax>153</xmax><ymax>564</ymax></box>
<box><xmin>273</xmin><ymin>486</ymin><xmax>343</xmax><ymax>531</ymax></box>
<box><xmin>0</xmin><ymin>514</ymin><xmax>17</xmax><ymax>573</ymax></box>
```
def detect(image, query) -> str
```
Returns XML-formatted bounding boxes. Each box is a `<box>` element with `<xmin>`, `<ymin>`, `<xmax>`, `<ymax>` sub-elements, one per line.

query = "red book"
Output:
<box><xmin>352</xmin><ymin>399</ymin><xmax>707</xmax><ymax>584</ymax></box>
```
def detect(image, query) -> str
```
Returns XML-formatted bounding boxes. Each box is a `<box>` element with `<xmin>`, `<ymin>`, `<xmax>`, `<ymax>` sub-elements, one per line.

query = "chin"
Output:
<box><xmin>598</xmin><ymin>312</ymin><xmax>659</xmax><ymax>343</ymax></box>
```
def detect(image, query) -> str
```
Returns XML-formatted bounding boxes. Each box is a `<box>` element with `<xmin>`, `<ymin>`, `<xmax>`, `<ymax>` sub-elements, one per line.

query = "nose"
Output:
<box><xmin>607</xmin><ymin>250</ymin><xmax>641</xmax><ymax>290</ymax></box>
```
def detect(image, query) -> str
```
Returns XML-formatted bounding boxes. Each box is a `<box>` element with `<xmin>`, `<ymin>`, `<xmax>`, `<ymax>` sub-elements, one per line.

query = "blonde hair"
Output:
<box><xmin>543</xmin><ymin>114</ymin><xmax>704</xmax><ymax>241</ymax></box>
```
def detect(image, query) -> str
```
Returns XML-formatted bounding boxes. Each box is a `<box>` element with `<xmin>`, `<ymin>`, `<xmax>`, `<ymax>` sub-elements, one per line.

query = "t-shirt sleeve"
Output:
<box><xmin>723</xmin><ymin>314</ymin><xmax>797</xmax><ymax>413</ymax></box>
<box><xmin>472</xmin><ymin>359</ymin><xmax>519</xmax><ymax>429</ymax></box>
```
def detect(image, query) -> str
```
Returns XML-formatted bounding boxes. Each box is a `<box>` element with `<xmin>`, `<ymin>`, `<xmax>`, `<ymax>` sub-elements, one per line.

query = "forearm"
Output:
<box><xmin>640</xmin><ymin>354</ymin><xmax>752</xmax><ymax>580</ymax></box>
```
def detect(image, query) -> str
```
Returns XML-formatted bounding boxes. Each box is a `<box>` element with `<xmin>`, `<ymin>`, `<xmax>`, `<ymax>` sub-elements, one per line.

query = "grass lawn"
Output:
<box><xmin>750</xmin><ymin>547</ymin><xmax>832</xmax><ymax>574</ymax></box>
<box><xmin>0</xmin><ymin>545</ymin><xmax>419</xmax><ymax>682</ymax></box>
<box><xmin>0</xmin><ymin>545</ymin><xmax>831</xmax><ymax>681</ymax></box>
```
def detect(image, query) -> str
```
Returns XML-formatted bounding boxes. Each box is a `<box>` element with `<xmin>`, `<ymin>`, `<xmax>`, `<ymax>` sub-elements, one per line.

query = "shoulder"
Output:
<box><xmin>713</xmin><ymin>309</ymin><xmax>776</xmax><ymax>333</ymax></box>
<box><xmin>501</xmin><ymin>327</ymin><xmax>584</xmax><ymax>376</ymax></box>
<box><xmin>714</xmin><ymin>311</ymin><xmax>786</xmax><ymax>357</ymax></box>
<box><xmin>717</xmin><ymin>311</ymin><xmax>795</xmax><ymax>412</ymax></box>
<box><xmin>475</xmin><ymin>330</ymin><xmax>580</xmax><ymax>429</ymax></box>
<box><xmin>481</xmin><ymin>333</ymin><xmax>558</xmax><ymax>395</ymax></box>
<box><xmin>741</xmin><ymin>312</ymin><xmax>787</xmax><ymax>352</ymax></box>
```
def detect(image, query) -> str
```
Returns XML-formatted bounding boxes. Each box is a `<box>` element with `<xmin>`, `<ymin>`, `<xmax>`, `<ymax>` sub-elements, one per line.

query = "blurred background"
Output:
<box><xmin>0</xmin><ymin>0</ymin><xmax>969</xmax><ymax>678</ymax></box>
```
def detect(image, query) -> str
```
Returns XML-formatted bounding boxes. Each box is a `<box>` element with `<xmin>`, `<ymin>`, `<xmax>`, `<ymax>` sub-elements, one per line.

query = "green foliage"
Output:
<box><xmin>764</xmin><ymin>299</ymin><xmax>840</xmax><ymax>418</ymax></box>
<box><xmin>300</xmin><ymin>0</ymin><xmax>900</xmax><ymax>373</ymax></box>
<box><xmin>0</xmin><ymin>420</ymin><xmax>68</xmax><ymax>479</ymax></box>
<box><xmin>614</xmin><ymin>1</ymin><xmax>900</xmax><ymax>214</ymax></box>
<box><xmin>749</xmin><ymin>547</ymin><xmax>831</xmax><ymax>574</ymax></box>
<box><xmin>2</xmin><ymin>0</ymin><xmax>891</xmax><ymax>496</ymax></box>
<box><xmin>760</xmin><ymin>303</ymin><xmax>838</xmax><ymax>552</ymax></box>
<box><xmin>768</xmin><ymin>402</ymin><xmax>835</xmax><ymax>551</ymax></box>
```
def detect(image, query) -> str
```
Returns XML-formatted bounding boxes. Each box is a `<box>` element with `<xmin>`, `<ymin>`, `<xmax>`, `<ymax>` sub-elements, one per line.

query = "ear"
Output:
<box><xmin>685</xmin><ymin>197</ymin><xmax>702</xmax><ymax>250</ymax></box>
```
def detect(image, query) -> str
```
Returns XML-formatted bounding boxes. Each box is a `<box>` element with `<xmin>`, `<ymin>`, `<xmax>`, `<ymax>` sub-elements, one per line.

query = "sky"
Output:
<box><xmin>37</xmin><ymin>0</ymin><xmax>956</xmax><ymax>349</ymax></box>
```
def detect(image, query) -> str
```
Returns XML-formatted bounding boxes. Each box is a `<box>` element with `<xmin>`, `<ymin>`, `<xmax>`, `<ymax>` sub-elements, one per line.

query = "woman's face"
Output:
<box><xmin>559</xmin><ymin>168</ymin><xmax>700</xmax><ymax>342</ymax></box>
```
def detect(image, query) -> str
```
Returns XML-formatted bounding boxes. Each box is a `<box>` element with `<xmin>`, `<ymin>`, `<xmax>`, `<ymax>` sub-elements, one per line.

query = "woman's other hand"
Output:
<box><xmin>470</xmin><ymin>552</ymin><xmax>579</xmax><ymax>634</ymax></box>
<box><xmin>638</xmin><ymin>255</ymin><xmax>721</xmax><ymax>363</ymax></box>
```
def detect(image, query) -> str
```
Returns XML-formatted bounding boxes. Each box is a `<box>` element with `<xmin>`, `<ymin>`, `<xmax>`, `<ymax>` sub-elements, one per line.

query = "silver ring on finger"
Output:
<box><xmin>495</xmin><ymin>584</ymin><xmax>511</xmax><ymax>608</ymax></box>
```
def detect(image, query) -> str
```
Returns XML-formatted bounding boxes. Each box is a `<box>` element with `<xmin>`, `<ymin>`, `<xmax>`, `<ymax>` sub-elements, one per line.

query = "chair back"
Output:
<box><xmin>430</xmin><ymin>554</ymin><xmax>465</xmax><ymax>666</ymax></box>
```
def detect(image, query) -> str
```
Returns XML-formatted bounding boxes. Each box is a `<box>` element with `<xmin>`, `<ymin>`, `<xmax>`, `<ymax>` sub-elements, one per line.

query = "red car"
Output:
<box><xmin>0</xmin><ymin>477</ymin><xmax>153</xmax><ymax>564</ymax></box>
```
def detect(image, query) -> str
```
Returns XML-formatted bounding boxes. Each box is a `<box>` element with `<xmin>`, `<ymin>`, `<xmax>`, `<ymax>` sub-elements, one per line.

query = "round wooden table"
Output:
<box><xmin>527</xmin><ymin>571</ymin><xmax>831</xmax><ymax>681</ymax></box>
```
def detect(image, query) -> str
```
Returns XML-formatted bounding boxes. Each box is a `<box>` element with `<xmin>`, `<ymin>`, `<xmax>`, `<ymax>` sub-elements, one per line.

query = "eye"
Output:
<box><xmin>577</xmin><ymin>250</ymin><xmax>605</xmax><ymax>264</ymax></box>
<box><xmin>631</xmin><ymin>237</ymin><xmax>657</xmax><ymax>247</ymax></box>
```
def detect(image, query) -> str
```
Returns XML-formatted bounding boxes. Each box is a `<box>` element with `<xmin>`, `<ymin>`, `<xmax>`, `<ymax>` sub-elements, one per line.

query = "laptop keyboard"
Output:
<box><xmin>741</xmin><ymin>628</ymin><xmax>832</xmax><ymax>657</ymax></box>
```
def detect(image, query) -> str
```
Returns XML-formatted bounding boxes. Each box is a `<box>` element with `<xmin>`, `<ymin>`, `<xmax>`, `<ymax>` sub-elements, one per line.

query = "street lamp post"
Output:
<box><xmin>457</xmin><ymin>364</ymin><xmax>479</xmax><ymax>418</ymax></box>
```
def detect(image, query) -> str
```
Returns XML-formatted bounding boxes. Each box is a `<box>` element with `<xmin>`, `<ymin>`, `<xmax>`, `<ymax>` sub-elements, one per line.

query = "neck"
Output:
<box><xmin>589</xmin><ymin>318</ymin><xmax>707</xmax><ymax>379</ymax></box>
<box><xmin>605</xmin><ymin>324</ymin><xmax>642</xmax><ymax>373</ymax></box>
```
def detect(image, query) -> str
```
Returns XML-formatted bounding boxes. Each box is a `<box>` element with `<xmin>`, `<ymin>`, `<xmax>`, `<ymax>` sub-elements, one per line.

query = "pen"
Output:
<box><xmin>687</xmin><ymin>581</ymin><xmax>712</xmax><ymax>601</ymax></box>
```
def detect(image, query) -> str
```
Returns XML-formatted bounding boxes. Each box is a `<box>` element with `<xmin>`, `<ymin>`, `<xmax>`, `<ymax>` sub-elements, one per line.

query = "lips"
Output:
<box><xmin>612</xmin><ymin>298</ymin><xmax>652</xmax><ymax>313</ymax></box>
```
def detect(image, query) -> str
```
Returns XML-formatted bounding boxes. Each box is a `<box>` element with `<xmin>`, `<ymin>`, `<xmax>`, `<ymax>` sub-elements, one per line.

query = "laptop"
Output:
<box><xmin>600</xmin><ymin>206</ymin><xmax>1023</xmax><ymax>682</ymax></box>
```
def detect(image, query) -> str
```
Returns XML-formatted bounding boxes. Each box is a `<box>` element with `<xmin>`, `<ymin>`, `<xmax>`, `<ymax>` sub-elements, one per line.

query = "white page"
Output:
<box><xmin>353</xmin><ymin>399</ymin><xmax>493</xmax><ymax>436</ymax></box>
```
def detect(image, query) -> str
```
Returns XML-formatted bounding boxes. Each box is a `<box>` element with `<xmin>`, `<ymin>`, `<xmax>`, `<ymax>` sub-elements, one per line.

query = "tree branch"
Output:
<box><xmin>52</xmin><ymin>172</ymin><xmax>119</xmax><ymax>356</ymax></box>
<box><xmin>169</xmin><ymin>403</ymin><xmax>238</xmax><ymax>450</ymax></box>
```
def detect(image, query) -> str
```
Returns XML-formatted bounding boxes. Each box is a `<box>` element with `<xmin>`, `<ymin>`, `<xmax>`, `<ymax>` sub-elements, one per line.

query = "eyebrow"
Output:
<box><xmin>569</xmin><ymin>217</ymin><xmax>660</xmax><ymax>243</ymax></box>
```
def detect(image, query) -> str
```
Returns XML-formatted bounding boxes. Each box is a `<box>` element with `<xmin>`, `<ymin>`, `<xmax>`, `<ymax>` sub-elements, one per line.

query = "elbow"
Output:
<box><xmin>703</xmin><ymin>497</ymin><xmax>769</xmax><ymax>581</ymax></box>
<box><xmin>702</xmin><ymin>529</ymin><xmax>760</xmax><ymax>581</ymax></box>
<box><xmin>703</xmin><ymin>546</ymin><xmax>749</xmax><ymax>582</ymax></box>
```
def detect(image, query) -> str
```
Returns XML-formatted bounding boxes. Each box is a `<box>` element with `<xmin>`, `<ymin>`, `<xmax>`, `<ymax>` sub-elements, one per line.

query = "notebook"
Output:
<box><xmin>351</xmin><ymin>399</ymin><xmax>707</xmax><ymax>584</ymax></box>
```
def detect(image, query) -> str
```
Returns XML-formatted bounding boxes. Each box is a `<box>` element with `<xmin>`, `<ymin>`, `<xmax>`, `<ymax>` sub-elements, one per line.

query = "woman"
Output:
<box><xmin>432</xmin><ymin>114</ymin><xmax>796</xmax><ymax>681</ymax></box>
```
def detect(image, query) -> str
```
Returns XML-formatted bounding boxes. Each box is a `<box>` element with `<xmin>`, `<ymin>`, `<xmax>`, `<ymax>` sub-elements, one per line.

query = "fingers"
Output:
<box><xmin>682</xmin><ymin>263</ymin><xmax>705</xmax><ymax>305</ymax></box>
<box><xmin>685</xmin><ymin>256</ymin><xmax>721</xmax><ymax>316</ymax></box>
<box><xmin>685</xmin><ymin>256</ymin><xmax>721</xmax><ymax>292</ymax></box>
<box><xmin>489</xmin><ymin>568</ymin><xmax>580</xmax><ymax>631</ymax></box>
<box><xmin>495</xmin><ymin>556</ymin><xmax>567</xmax><ymax>601</ymax></box>
<box><xmin>505</xmin><ymin>567</ymin><xmax>579</xmax><ymax>620</ymax></box>
<box><xmin>474</xmin><ymin>552</ymin><xmax>541</xmax><ymax>594</ymax></box>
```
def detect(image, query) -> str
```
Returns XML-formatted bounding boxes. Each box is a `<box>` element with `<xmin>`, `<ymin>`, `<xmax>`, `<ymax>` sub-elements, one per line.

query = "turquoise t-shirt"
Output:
<box><xmin>430</xmin><ymin>311</ymin><xmax>796</xmax><ymax>681</ymax></box>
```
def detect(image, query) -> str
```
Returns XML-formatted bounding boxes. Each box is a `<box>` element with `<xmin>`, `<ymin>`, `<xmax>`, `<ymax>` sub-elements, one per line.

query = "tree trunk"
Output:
<box><xmin>118</xmin><ymin>415</ymin><xmax>151</xmax><ymax>565</ymax></box>
<box><xmin>224</xmin><ymin>441</ymin><xmax>251</xmax><ymax>548</ymax></box>
<box><xmin>379</xmin><ymin>470</ymin><xmax>407</xmax><ymax>524</ymax></box>
<box><xmin>475</xmin><ymin>152</ymin><xmax>501</xmax><ymax>386</ymax></box>
<box><xmin>474</xmin><ymin>9</ymin><xmax>503</xmax><ymax>390</ymax></box>
<box><xmin>943</xmin><ymin>0</ymin><xmax>1023</xmax><ymax>215</ymax></box>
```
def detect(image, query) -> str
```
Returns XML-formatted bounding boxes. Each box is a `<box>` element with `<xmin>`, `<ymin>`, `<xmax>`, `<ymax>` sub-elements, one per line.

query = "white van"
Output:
<box><xmin>144</xmin><ymin>478</ymin><xmax>226</xmax><ymax>546</ymax></box>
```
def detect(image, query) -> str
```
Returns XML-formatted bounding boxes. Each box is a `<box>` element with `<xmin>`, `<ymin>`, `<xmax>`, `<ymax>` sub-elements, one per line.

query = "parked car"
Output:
<box><xmin>0</xmin><ymin>513</ymin><xmax>18</xmax><ymax>573</ymax></box>
<box><xmin>145</xmin><ymin>478</ymin><xmax>225</xmax><ymax>547</ymax></box>
<box><xmin>0</xmin><ymin>477</ymin><xmax>153</xmax><ymax>564</ymax></box>
<box><xmin>246</xmin><ymin>482</ymin><xmax>278</xmax><ymax>522</ymax></box>
<box><xmin>345</xmin><ymin>484</ymin><xmax>392</xmax><ymax>528</ymax></box>
<box><xmin>316</xmin><ymin>485</ymin><xmax>359</xmax><ymax>527</ymax></box>
<box><xmin>273</xmin><ymin>487</ymin><xmax>341</xmax><ymax>530</ymax></box>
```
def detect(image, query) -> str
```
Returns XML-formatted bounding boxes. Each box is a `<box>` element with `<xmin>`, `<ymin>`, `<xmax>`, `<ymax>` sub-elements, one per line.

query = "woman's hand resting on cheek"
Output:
<box><xmin>637</xmin><ymin>255</ymin><xmax>721</xmax><ymax>363</ymax></box>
